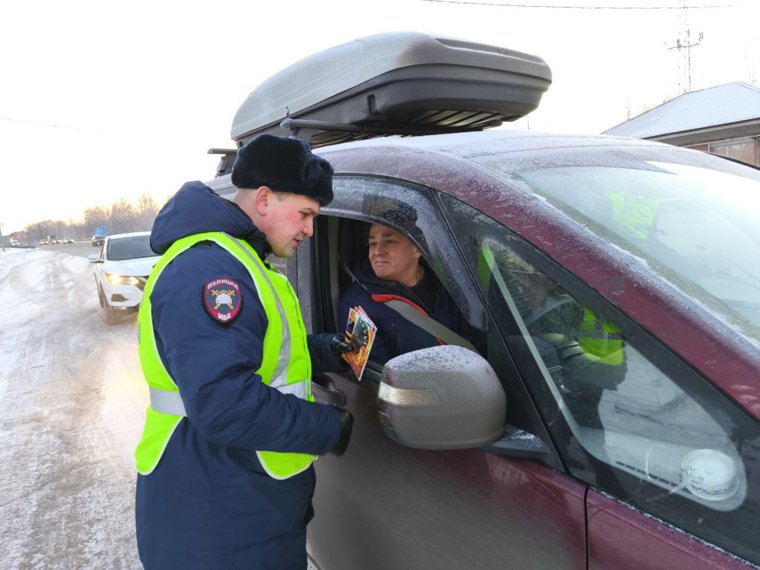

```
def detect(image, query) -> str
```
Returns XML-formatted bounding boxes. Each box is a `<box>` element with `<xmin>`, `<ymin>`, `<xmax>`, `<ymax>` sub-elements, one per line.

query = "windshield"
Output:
<box><xmin>107</xmin><ymin>235</ymin><xmax>156</xmax><ymax>261</ymax></box>
<box><xmin>496</xmin><ymin>156</ymin><xmax>760</xmax><ymax>339</ymax></box>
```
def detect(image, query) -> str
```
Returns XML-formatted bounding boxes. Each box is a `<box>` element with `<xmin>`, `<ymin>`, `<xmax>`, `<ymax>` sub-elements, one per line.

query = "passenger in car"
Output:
<box><xmin>495</xmin><ymin>252</ymin><xmax>626</xmax><ymax>430</ymax></box>
<box><xmin>338</xmin><ymin>223</ymin><xmax>484</xmax><ymax>365</ymax></box>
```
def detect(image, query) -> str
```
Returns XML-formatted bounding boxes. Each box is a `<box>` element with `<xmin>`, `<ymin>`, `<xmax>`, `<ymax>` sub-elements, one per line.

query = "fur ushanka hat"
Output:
<box><xmin>231</xmin><ymin>134</ymin><xmax>334</xmax><ymax>206</ymax></box>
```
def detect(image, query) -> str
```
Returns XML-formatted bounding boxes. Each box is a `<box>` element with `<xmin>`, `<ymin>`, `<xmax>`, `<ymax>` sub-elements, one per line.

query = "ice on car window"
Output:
<box><xmin>518</xmin><ymin>163</ymin><xmax>760</xmax><ymax>335</ymax></box>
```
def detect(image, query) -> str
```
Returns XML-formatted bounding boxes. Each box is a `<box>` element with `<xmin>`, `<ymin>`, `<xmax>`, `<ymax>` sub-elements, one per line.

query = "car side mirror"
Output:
<box><xmin>88</xmin><ymin>254</ymin><xmax>101</xmax><ymax>263</ymax></box>
<box><xmin>377</xmin><ymin>345</ymin><xmax>506</xmax><ymax>449</ymax></box>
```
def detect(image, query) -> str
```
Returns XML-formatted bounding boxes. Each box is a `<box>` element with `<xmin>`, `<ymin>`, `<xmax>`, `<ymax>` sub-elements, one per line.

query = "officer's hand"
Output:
<box><xmin>331</xmin><ymin>405</ymin><xmax>354</xmax><ymax>456</ymax></box>
<box><xmin>330</xmin><ymin>335</ymin><xmax>355</xmax><ymax>356</ymax></box>
<box><xmin>308</xmin><ymin>333</ymin><xmax>354</xmax><ymax>374</ymax></box>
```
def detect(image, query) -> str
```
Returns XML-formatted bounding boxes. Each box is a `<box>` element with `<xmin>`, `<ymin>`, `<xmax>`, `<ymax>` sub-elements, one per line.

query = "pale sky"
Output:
<box><xmin>1</xmin><ymin>0</ymin><xmax>758</xmax><ymax>234</ymax></box>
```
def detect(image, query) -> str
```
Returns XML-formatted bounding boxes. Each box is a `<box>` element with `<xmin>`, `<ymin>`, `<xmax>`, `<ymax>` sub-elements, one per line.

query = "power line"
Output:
<box><xmin>0</xmin><ymin>116</ymin><xmax>96</xmax><ymax>133</ymax></box>
<box><xmin>421</xmin><ymin>0</ymin><xmax>736</xmax><ymax>9</ymax></box>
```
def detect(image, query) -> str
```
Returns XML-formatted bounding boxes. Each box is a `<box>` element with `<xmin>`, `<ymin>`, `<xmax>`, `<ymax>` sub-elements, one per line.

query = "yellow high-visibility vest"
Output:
<box><xmin>578</xmin><ymin>308</ymin><xmax>624</xmax><ymax>366</ymax></box>
<box><xmin>134</xmin><ymin>232</ymin><xmax>315</xmax><ymax>479</ymax></box>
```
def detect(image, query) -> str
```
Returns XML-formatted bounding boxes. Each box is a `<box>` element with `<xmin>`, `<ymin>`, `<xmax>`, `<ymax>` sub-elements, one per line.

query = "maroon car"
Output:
<box><xmin>211</xmin><ymin>32</ymin><xmax>760</xmax><ymax>569</ymax></box>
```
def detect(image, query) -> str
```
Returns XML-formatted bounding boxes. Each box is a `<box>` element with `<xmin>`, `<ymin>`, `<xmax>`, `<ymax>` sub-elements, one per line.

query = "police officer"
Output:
<box><xmin>134</xmin><ymin>134</ymin><xmax>353</xmax><ymax>569</ymax></box>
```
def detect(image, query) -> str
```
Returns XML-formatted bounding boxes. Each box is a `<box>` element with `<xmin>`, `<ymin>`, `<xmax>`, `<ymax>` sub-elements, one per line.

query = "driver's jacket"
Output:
<box><xmin>337</xmin><ymin>257</ymin><xmax>484</xmax><ymax>364</ymax></box>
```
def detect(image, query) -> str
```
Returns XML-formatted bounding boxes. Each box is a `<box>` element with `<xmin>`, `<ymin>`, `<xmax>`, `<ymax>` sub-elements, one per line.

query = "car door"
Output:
<box><xmin>296</xmin><ymin>177</ymin><xmax>588</xmax><ymax>570</ymax></box>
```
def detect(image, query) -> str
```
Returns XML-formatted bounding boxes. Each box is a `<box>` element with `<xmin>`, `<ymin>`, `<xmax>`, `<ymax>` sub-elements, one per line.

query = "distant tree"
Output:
<box><xmin>135</xmin><ymin>194</ymin><xmax>160</xmax><ymax>231</ymax></box>
<box><xmin>25</xmin><ymin>194</ymin><xmax>162</xmax><ymax>238</ymax></box>
<box><xmin>83</xmin><ymin>206</ymin><xmax>110</xmax><ymax>233</ymax></box>
<box><xmin>26</xmin><ymin>220</ymin><xmax>55</xmax><ymax>241</ymax></box>
<box><xmin>110</xmin><ymin>199</ymin><xmax>137</xmax><ymax>233</ymax></box>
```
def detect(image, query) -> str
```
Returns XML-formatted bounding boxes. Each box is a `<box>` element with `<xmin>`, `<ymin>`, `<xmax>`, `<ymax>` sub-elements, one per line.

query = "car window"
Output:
<box><xmin>319</xmin><ymin>176</ymin><xmax>487</xmax><ymax>334</ymax></box>
<box><xmin>106</xmin><ymin>235</ymin><xmax>155</xmax><ymax>261</ymax></box>
<box><xmin>440</xmin><ymin>193</ymin><xmax>760</xmax><ymax>566</ymax></box>
<box><xmin>308</xmin><ymin>176</ymin><xmax>560</xmax><ymax>458</ymax></box>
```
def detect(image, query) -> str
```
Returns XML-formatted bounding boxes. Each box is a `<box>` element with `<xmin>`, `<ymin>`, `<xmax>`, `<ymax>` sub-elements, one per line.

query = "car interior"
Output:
<box><xmin>314</xmin><ymin>214</ymin><xmax>484</xmax><ymax>381</ymax></box>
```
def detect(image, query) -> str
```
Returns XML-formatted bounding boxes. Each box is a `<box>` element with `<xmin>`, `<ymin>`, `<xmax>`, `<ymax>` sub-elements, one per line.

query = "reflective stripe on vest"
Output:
<box><xmin>134</xmin><ymin>232</ymin><xmax>315</xmax><ymax>479</ymax></box>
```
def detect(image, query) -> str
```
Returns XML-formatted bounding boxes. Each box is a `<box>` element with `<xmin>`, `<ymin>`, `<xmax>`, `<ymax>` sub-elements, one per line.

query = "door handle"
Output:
<box><xmin>312</xmin><ymin>374</ymin><xmax>347</xmax><ymax>406</ymax></box>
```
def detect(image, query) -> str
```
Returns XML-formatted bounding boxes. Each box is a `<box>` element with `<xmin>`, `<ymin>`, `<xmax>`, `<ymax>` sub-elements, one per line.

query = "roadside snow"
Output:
<box><xmin>0</xmin><ymin>248</ymin><xmax>145</xmax><ymax>569</ymax></box>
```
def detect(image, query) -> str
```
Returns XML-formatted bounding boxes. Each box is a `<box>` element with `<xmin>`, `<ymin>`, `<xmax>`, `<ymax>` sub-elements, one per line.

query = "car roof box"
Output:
<box><xmin>230</xmin><ymin>31</ymin><xmax>552</xmax><ymax>148</ymax></box>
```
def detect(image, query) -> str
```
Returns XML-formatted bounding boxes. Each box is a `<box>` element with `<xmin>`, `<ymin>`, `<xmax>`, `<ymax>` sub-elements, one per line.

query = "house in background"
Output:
<box><xmin>604</xmin><ymin>81</ymin><xmax>760</xmax><ymax>166</ymax></box>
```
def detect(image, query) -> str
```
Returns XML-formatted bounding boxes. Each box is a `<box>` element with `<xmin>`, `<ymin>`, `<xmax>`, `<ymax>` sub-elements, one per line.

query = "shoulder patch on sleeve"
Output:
<box><xmin>203</xmin><ymin>278</ymin><xmax>243</xmax><ymax>324</ymax></box>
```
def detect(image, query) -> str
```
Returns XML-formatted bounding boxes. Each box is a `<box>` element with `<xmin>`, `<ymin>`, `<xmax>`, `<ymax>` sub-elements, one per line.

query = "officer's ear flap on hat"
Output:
<box><xmin>231</xmin><ymin>134</ymin><xmax>334</xmax><ymax>206</ymax></box>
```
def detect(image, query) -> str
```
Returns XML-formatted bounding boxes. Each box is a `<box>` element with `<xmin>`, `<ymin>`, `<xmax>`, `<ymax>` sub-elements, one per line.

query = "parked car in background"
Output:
<box><xmin>92</xmin><ymin>234</ymin><xmax>106</xmax><ymax>247</ymax></box>
<box><xmin>89</xmin><ymin>231</ymin><xmax>159</xmax><ymax>324</ymax></box>
<box><xmin>207</xmin><ymin>32</ymin><xmax>760</xmax><ymax>569</ymax></box>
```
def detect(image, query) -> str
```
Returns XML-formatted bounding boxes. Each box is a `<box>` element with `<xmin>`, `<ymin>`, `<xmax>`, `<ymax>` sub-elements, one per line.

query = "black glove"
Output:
<box><xmin>308</xmin><ymin>333</ymin><xmax>354</xmax><ymax>374</ymax></box>
<box><xmin>330</xmin><ymin>335</ymin><xmax>355</xmax><ymax>356</ymax></box>
<box><xmin>331</xmin><ymin>406</ymin><xmax>354</xmax><ymax>456</ymax></box>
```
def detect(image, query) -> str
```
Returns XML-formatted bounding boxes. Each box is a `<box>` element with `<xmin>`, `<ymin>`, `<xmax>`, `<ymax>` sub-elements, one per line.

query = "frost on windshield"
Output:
<box><xmin>518</xmin><ymin>161</ymin><xmax>760</xmax><ymax>341</ymax></box>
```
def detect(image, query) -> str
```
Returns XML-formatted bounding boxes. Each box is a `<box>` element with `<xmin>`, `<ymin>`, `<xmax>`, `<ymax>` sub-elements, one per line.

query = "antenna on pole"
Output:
<box><xmin>667</xmin><ymin>0</ymin><xmax>703</xmax><ymax>93</ymax></box>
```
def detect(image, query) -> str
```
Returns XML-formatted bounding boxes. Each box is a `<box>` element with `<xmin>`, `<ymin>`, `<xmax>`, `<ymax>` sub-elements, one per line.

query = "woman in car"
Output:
<box><xmin>338</xmin><ymin>223</ymin><xmax>484</xmax><ymax>366</ymax></box>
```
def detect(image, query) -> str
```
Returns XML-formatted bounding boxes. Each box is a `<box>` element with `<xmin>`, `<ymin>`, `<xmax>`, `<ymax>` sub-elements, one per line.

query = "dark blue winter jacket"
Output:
<box><xmin>337</xmin><ymin>256</ymin><xmax>485</xmax><ymax>365</ymax></box>
<box><xmin>135</xmin><ymin>182</ymin><xmax>342</xmax><ymax>570</ymax></box>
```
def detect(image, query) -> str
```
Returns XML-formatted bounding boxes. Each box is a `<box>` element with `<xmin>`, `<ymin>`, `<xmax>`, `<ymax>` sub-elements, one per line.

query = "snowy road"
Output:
<box><xmin>1</xmin><ymin>247</ymin><xmax>146</xmax><ymax>569</ymax></box>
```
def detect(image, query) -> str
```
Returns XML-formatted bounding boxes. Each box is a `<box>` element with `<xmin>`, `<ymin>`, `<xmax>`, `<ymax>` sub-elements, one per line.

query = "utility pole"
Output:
<box><xmin>667</xmin><ymin>0</ymin><xmax>703</xmax><ymax>93</ymax></box>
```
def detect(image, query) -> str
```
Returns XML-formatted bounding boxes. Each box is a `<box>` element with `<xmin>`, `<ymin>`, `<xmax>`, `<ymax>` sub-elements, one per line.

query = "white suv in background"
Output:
<box><xmin>89</xmin><ymin>231</ymin><xmax>159</xmax><ymax>324</ymax></box>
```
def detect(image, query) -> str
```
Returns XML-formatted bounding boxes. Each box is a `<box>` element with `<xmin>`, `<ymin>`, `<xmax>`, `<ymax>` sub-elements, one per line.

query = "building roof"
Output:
<box><xmin>604</xmin><ymin>82</ymin><xmax>760</xmax><ymax>139</ymax></box>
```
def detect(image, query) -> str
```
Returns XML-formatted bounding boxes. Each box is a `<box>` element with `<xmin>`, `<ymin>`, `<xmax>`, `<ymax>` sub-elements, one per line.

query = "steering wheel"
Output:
<box><xmin>524</xmin><ymin>293</ymin><xmax>581</xmax><ymax>334</ymax></box>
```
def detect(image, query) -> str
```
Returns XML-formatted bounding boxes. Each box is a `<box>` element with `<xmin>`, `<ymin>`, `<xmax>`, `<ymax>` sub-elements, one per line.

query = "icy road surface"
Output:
<box><xmin>1</xmin><ymin>247</ymin><xmax>146</xmax><ymax>569</ymax></box>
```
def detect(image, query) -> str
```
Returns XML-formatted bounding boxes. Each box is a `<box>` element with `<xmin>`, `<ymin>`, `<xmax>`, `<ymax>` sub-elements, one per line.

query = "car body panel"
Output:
<box><xmin>99</xmin><ymin>256</ymin><xmax>157</xmax><ymax>308</ymax></box>
<box><xmin>309</xmin><ymin>371</ymin><xmax>587</xmax><ymax>570</ymax></box>
<box><xmin>586</xmin><ymin>490</ymin><xmax>749</xmax><ymax>570</ymax></box>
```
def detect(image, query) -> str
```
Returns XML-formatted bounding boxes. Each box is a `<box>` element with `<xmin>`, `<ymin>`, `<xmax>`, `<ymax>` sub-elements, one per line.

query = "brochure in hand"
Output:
<box><xmin>342</xmin><ymin>306</ymin><xmax>377</xmax><ymax>381</ymax></box>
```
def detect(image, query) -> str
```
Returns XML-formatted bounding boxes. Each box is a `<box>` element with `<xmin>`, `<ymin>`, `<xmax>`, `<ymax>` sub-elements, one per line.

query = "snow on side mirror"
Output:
<box><xmin>377</xmin><ymin>345</ymin><xmax>506</xmax><ymax>450</ymax></box>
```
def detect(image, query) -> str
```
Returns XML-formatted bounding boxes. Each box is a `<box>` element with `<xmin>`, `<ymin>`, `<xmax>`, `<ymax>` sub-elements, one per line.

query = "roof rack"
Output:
<box><xmin>228</xmin><ymin>31</ymin><xmax>552</xmax><ymax>149</ymax></box>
